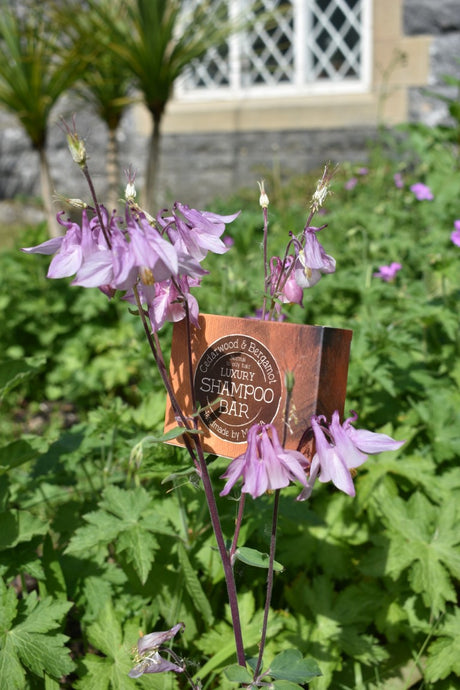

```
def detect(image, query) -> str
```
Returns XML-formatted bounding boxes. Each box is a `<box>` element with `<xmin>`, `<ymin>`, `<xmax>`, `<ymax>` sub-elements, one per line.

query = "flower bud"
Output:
<box><xmin>257</xmin><ymin>180</ymin><xmax>269</xmax><ymax>209</ymax></box>
<box><xmin>60</xmin><ymin>117</ymin><xmax>87</xmax><ymax>168</ymax></box>
<box><xmin>66</xmin><ymin>131</ymin><xmax>86</xmax><ymax>167</ymax></box>
<box><xmin>125</xmin><ymin>181</ymin><xmax>137</xmax><ymax>201</ymax></box>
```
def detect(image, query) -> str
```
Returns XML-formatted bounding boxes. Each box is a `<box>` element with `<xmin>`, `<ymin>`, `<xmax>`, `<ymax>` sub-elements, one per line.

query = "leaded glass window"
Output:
<box><xmin>176</xmin><ymin>0</ymin><xmax>370</xmax><ymax>99</ymax></box>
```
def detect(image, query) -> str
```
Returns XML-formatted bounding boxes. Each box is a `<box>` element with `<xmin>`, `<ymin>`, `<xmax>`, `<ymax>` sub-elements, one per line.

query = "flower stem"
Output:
<box><xmin>194</xmin><ymin>442</ymin><xmax>246</xmax><ymax>666</ymax></box>
<box><xmin>254</xmin><ymin>488</ymin><xmax>281</xmax><ymax>679</ymax></box>
<box><xmin>81</xmin><ymin>164</ymin><xmax>112</xmax><ymax>249</ymax></box>
<box><xmin>262</xmin><ymin>206</ymin><xmax>269</xmax><ymax>319</ymax></box>
<box><xmin>229</xmin><ymin>493</ymin><xmax>246</xmax><ymax>565</ymax></box>
<box><xmin>132</xmin><ymin>286</ymin><xmax>199</xmax><ymax>465</ymax></box>
<box><xmin>182</xmin><ymin>306</ymin><xmax>246</xmax><ymax>666</ymax></box>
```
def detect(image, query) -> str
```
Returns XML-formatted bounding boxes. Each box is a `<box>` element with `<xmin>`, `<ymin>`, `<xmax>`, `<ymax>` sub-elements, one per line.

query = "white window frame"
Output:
<box><xmin>175</xmin><ymin>0</ymin><xmax>373</xmax><ymax>102</ymax></box>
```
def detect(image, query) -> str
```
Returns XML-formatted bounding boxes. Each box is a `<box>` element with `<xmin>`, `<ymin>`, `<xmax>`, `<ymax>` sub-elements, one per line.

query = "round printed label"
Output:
<box><xmin>194</xmin><ymin>334</ymin><xmax>282</xmax><ymax>443</ymax></box>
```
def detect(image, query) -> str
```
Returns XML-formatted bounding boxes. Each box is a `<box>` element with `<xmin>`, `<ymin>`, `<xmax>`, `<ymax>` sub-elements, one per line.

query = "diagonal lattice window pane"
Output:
<box><xmin>309</xmin><ymin>0</ymin><xmax>362</xmax><ymax>80</ymax></box>
<box><xmin>242</xmin><ymin>0</ymin><xmax>295</xmax><ymax>86</ymax></box>
<box><xmin>176</xmin><ymin>0</ymin><xmax>368</xmax><ymax>98</ymax></box>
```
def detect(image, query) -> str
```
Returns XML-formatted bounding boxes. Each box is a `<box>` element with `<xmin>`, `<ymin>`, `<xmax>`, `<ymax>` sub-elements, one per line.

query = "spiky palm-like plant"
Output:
<box><xmin>0</xmin><ymin>1</ymin><xmax>91</xmax><ymax>237</ymax></box>
<box><xmin>51</xmin><ymin>0</ymin><xmax>134</xmax><ymax>211</ymax></box>
<box><xmin>84</xmin><ymin>0</ymin><xmax>238</xmax><ymax>211</ymax></box>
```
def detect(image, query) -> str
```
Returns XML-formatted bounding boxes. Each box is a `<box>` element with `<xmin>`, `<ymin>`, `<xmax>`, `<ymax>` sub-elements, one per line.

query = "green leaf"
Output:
<box><xmin>177</xmin><ymin>542</ymin><xmax>214</xmax><ymax>624</ymax></box>
<box><xmin>223</xmin><ymin>664</ymin><xmax>253</xmax><ymax>683</ymax></box>
<box><xmin>117</xmin><ymin>526</ymin><xmax>158</xmax><ymax>584</ymax></box>
<box><xmin>268</xmin><ymin>649</ymin><xmax>322</xmax><ymax>683</ymax></box>
<box><xmin>235</xmin><ymin>546</ymin><xmax>284</xmax><ymax>571</ymax></box>
<box><xmin>76</xmin><ymin>602</ymin><xmax>153</xmax><ymax>690</ymax></box>
<box><xmin>99</xmin><ymin>484</ymin><xmax>152</xmax><ymax>522</ymax></box>
<box><xmin>64</xmin><ymin>509</ymin><xmax>121</xmax><ymax>555</ymax></box>
<box><xmin>425</xmin><ymin>608</ymin><xmax>460</xmax><ymax>682</ymax></box>
<box><xmin>145</xmin><ymin>426</ymin><xmax>203</xmax><ymax>443</ymax></box>
<box><xmin>272</xmin><ymin>682</ymin><xmax>306</xmax><ymax>689</ymax></box>
<box><xmin>0</xmin><ymin>356</ymin><xmax>45</xmax><ymax>401</ymax></box>
<box><xmin>41</xmin><ymin>534</ymin><xmax>68</xmax><ymax>600</ymax></box>
<box><xmin>0</xmin><ymin>509</ymin><xmax>49</xmax><ymax>550</ymax></box>
<box><xmin>0</xmin><ymin>636</ymin><xmax>26</xmax><ymax>690</ymax></box>
<box><xmin>0</xmin><ymin>440</ymin><xmax>37</xmax><ymax>476</ymax></box>
<box><xmin>194</xmin><ymin>592</ymin><xmax>284</xmax><ymax>682</ymax></box>
<box><xmin>0</xmin><ymin>576</ymin><xmax>18</xmax><ymax>631</ymax></box>
<box><xmin>0</xmin><ymin>579</ymin><xmax>75</xmax><ymax>685</ymax></box>
<box><xmin>373</xmin><ymin>488</ymin><xmax>460</xmax><ymax>613</ymax></box>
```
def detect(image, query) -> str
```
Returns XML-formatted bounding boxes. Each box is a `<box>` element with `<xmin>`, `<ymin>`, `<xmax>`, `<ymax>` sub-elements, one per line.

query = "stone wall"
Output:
<box><xmin>1</xmin><ymin>0</ymin><xmax>459</xmax><ymax>211</ymax></box>
<box><xmin>404</xmin><ymin>0</ymin><xmax>460</xmax><ymax>126</ymax></box>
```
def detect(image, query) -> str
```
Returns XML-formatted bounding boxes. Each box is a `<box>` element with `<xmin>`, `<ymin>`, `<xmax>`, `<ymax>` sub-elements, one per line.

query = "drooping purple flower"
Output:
<box><xmin>410</xmin><ymin>182</ymin><xmax>434</xmax><ymax>201</ymax></box>
<box><xmin>159</xmin><ymin>202</ymin><xmax>239</xmax><ymax>262</ymax></box>
<box><xmin>220</xmin><ymin>423</ymin><xmax>309</xmax><ymax>499</ymax></box>
<box><xmin>373</xmin><ymin>262</ymin><xmax>402</xmax><ymax>282</ymax></box>
<box><xmin>344</xmin><ymin>177</ymin><xmax>358</xmax><ymax>190</ymax></box>
<box><xmin>451</xmin><ymin>220</ymin><xmax>460</xmax><ymax>247</ymax></box>
<box><xmin>269</xmin><ymin>256</ymin><xmax>304</xmax><ymax>308</ymax></box>
<box><xmin>23</xmin><ymin>201</ymin><xmax>239</xmax><ymax>331</ymax></box>
<box><xmin>293</xmin><ymin>226</ymin><xmax>336</xmax><ymax>289</ymax></box>
<box><xmin>128</xmin><ymin>623</ymin><xmax>185</xmax><ymax>678</ymax></box>
<box><xmin>297</xmin><ymin>411</ymin><xmax>404</xmax><ymax>500</ymax></box>
<box><xmin>22</xmin><ymin>211</ymin><xmax>89</xmax><ymax>278</ymax></box>
<box><xmin>142</xmin><ymin>276</ymin><xmax>200</xmax><ymax>332</ymax></box>
<box><xmin>393</xmin><ymin>172</ymin><xmax>404</xmax><ymax>189</ymax></box>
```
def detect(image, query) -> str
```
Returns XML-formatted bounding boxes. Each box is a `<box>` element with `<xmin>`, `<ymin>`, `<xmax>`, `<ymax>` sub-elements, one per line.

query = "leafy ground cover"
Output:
<box><xmin>0</xmin><ymin>123</ymin><xmax>459</xmax><ymax>689</ymax></box>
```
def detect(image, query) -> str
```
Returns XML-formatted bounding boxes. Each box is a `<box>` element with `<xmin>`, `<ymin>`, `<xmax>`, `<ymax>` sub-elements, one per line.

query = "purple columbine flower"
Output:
<box><xmin>410</xmin><ymin>182</ymin><xmax>434</xmax><ymax>201</ymax></box>
<box><xmin>23</xmin><ymin>201</ymin><xmax>239</xmax><ymax>331</ymax></box>
<box><xmin>159</xmin><ymin>203</ymin><xmax>240</xmax><ymax>262</ymax></box>
<box><xmin>269</xmin><ymin>256</ymin><xmax>304</xmax><ymax>309</ymax></box>
<box><xmin>373</xmin><ymin>262</ymin><xmax>402</xmax><ymax>282</ymax></box>
<box><xmin>220</xmin><ymin>423</ymin><xmax>310</xmax><ymax>499</ymax></box>
<box><xmin>293</xmin><ymin>226</ymin><xmax>336</xmax><ymax>289</ymax></box>
<box><xmin>297</xmin><ymin>411</ymin><xmax>404</xmax><ymax>500</ymax></box>
<box><xmin>142</xmin><ymin>276</ymin><xmax>200</xmax><ymax>332</ymax></box>
<box><xmin>128</xmin><ymin>623</ymin><xmax>185</xmax><ymax>678</ymax></box>
<box><xmin>344</xmin><ymin>177</ymin><xmax>358</xmax><ymax>190</ymax></box>
<box><xmin>393</xmin><ymin>172</ymin><xmax>404</xmax><ymax>189</ymax></box>
<box><xmin>22</xmin><ymin>209</ymin><xmax>102</xmax><ymax>279</ymax></box>
<box><xmin>451</xmin><ymin>220</ymin><xmax>460</xmax><ymax>247</ymax></box>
